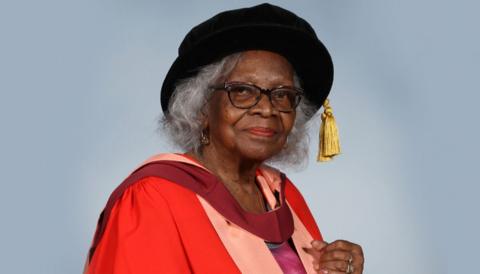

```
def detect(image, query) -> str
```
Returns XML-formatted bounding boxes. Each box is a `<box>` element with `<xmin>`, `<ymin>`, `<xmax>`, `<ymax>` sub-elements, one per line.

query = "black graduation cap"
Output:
<box><xmin>160</xmin><ymin>3</ymin><xmax>334</xmax><ymax>118</ymax></box>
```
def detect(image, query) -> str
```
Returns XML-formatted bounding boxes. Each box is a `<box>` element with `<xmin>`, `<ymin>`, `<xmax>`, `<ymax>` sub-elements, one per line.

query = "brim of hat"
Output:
<box><xmin>161</xmin><ymin>24</ymin><xmax>334</xmax><ymax>116</ymax></box>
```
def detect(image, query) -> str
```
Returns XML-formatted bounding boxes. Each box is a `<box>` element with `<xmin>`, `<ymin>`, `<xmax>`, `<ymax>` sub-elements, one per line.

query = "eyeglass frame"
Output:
<box><xmin>209</xmin><ymin>81</ymin><xmax>304</xmax><ymax>113</ymax></box>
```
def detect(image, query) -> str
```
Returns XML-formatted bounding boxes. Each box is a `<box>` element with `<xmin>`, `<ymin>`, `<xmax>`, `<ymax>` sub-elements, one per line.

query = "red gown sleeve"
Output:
<box><xmin>86</xmin><ymin>177</ymin><xmax>192</xmax><ymax>274</ymax></box>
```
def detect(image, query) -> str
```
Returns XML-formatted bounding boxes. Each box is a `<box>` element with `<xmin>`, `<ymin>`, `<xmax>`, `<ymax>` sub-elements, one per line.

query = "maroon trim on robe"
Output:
<box><xmin>89</xmin><ymin>161</ymin><xmax>294</xmax><ymax>261</ymax></box>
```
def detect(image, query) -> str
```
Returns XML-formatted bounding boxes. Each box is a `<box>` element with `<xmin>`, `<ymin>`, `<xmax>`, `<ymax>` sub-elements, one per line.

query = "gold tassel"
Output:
<box><xmin>317</xmin><ymin>99</ymin><xmax>341</xmax><ymax>162</ymax></box>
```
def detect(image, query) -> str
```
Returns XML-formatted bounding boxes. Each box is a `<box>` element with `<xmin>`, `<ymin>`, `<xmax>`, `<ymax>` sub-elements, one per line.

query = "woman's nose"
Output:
<box><xmin>248</xmin><ymin>93</ymin><xmax>278</xmax><ymax>116</ymax></box>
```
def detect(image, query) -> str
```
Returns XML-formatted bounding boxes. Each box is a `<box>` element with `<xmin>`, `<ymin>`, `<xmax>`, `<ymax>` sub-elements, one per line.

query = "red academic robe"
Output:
<box><xmin>85</xmin><ymin>154</ymin><xmax>323</xmax><ymax>274</ymax></box>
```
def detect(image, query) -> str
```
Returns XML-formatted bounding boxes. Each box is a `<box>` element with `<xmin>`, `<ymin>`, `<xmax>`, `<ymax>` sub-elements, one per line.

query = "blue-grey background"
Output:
<box><xmin>1</xmin><ymin>1</ymin><xmax>478</xmax><ymax>273</ymax></box>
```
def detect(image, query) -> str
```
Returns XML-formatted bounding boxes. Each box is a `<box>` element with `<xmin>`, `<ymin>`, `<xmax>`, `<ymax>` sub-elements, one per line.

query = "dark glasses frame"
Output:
<box><xmin>210</xmin><ymin>81</ymin><xmax>304</xmax><ymax>113</ymax></box>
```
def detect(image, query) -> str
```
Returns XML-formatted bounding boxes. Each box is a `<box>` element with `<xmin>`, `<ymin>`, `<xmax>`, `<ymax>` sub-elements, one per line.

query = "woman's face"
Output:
<box><xmin>205</xmin><ymin>50</ymin><xmax>296</xmax><ymax>162</ymax></box>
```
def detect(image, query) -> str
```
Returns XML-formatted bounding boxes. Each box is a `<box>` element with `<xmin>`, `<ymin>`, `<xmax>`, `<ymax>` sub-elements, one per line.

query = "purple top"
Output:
<box><xmin>268</xmin><ymin>241</ymin><xmax>307</xmax><ymax>274</ymax></box>
<box><xmin>264</xmin><ymin>196</ymin><xmax>307</xmax><ymax>274</ymax></box>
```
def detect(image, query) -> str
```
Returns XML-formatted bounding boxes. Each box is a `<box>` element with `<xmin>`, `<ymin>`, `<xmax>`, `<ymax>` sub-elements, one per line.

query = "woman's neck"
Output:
<box><xmin>187</xmin><ymin>145</ymin><xmax>268</xmax><ymax>214</ymax></box>
<box><xmin>187</xmin><ymin>146</ymin><xmax>261</xmax><ymax>191</ymax></box>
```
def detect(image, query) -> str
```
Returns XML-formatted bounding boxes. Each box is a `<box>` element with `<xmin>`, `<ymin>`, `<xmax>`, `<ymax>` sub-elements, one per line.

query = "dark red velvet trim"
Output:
<box><xmin>89</xmin><ymin>160</ymin><xmax>294</xmax><ymax>261</ymax></box>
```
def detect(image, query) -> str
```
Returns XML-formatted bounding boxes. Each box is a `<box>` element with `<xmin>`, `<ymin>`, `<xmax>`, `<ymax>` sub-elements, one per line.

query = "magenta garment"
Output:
<box><xmin>268</xmin><ymin>241</ymin><xmax>307</xmax><ymax>274</ymax></box>
<box><xmin>263</xmin><ymin>196</ymin><xmax>306</xmax><ymax>273</ymax></box>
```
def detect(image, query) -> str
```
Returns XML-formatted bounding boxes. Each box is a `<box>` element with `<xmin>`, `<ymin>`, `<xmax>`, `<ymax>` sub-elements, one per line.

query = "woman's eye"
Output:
<box><xmin>230</xmin><ymin>86</ymin><xmax>255</xmax><ymax>95</ymax></box>
<box><xmin>272</xmin><ymin>90</ymin><xmax>289</xmax><ymax>99</ymax></box>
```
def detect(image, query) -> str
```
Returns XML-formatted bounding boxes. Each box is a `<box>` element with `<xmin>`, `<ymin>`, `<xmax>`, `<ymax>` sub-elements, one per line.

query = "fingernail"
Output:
<box><xmin>320</xmin><ymin>268</ymin><xmax>329</xmax><ymax>274</ymax></box>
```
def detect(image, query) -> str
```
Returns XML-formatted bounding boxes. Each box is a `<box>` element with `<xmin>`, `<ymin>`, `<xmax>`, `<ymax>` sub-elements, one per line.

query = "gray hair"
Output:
<box><xmin>160</xmin><ymin>52</ymin><xmax>317</xmax><ymax>168</ymax></box>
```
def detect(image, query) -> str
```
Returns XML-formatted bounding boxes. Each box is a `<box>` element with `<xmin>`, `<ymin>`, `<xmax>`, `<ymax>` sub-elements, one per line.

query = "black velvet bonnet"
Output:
<box><xmin>160</xmin><ymin>3</ymin><xmax>334</xmax><ymax>117</ymax></box>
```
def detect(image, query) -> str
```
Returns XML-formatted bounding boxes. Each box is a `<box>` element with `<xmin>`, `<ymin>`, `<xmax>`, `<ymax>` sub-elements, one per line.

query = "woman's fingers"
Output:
<box><xmin>325</xmin><ymin>241</ymin><xmax>364</xmax><ymax>274</ymax></box>
<box><xmin>317</xmin><ymin>269</ymin><xmax>346</xmax><ymax>274</ymax></box>
<box><xmin>322</xmin><ymin>240</ymin><xmax>355</xmax><ymax>252</ymax></box>
<box><xmin>310</xmin><ymin>239</ymin><xmax>364</xmax><ymax>274</ymax></box>
<box><xmin>320</xmin><ymin>249</ymin><xmax>352</xmax><ymax>262</ymax></box>
<box><xmin>304</xmin><ymin>240</ymin><xmax>327</xmax><ymax>259</ymax></box>
<box><xmin>319</xmin><ymin>259</ymin><xmax>350</xmax><ymax>271</ymax></box>
<box><xmin>311</xmin><ymin>240</ymin><xmax>328</xmax><ymax>250</ymax></box>
<box><xmin>351</xmin><ymin>250</ymin><xmax>364</xmax><ymax>274</ymax></box>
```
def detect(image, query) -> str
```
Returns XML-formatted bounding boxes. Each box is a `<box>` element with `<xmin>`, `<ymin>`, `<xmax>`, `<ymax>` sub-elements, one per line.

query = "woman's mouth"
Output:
<box><xmin>247</xmin><ymin>127</ymin><xmax>277</xmax><ymax>137</ymax></box>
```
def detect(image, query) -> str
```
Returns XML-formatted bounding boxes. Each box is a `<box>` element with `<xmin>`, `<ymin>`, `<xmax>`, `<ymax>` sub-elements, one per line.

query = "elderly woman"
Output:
<box><xmin>85</xmin><ymin>3</ymin><xmax>364</xmax><ymax>274</ymax></box>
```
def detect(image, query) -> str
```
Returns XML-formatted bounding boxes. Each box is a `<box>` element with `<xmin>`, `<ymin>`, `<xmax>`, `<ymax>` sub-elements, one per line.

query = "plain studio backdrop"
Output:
<box><xmin>0</xmin><ymin>1</ymin><xmax>478</xmax><ymax>273</ymax></box>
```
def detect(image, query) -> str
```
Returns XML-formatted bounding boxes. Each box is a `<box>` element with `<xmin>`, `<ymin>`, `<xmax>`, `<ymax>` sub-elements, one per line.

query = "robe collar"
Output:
<box><xmin>89</xmin><ymin>153</ymin><xmax>294</xmax><ymax>260</ymax></box>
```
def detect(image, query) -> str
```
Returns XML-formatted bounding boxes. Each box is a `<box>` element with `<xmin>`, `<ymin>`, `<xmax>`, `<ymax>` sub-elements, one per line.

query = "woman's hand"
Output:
<box><xmin>304</xmin><ymin>240</ymin><xmax>364</xmax><ymax>274</ymax></box>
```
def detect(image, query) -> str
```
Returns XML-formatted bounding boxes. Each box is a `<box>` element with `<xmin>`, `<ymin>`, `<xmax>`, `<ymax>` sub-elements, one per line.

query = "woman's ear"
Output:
<box><xmin>200</xmin><ymin>106</ymin><xmax>209</xmax><ymax>129</ymax></box>
<box><xmin>199</xmin><ymin>107</ymin><xmax>210</xmax><ymax>146</ymax></box>
<box><xmin>199</xmin><ymin>94</ymin><xmax>212</xmax><ymax>129</ymax></box>
<box><xmin>201</xmin><ymin>118</ymin><xmax>209</xmax><ymax>131</ymax></box>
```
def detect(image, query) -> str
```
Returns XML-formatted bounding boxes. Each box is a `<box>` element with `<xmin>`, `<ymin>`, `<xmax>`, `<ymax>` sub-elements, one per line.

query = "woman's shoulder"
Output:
<box><xmin>88</xmin><ymin>156</ymin><xmax>207</xmax><ymax>262</ymax></box>
<box><xmin>86</xmin><ymin>177</ymin><xmax>204</xmax><ymax>274</ymax></box>
<box><xmin>92</xmin><ymin>154</ymin><xmax>203</xmax><ymax>237</ymax></box>
<box><xmin>110</xmin><ymin>153</ymin><xmax>201</xmax><ymax>199</ymax></box>
<box><xmin>120</xmin><ymin>176</ymin><xmax>198</xmax><ymax>203</ymax></box>
<box><xmin>107</xmin><ymin>176</ymin><xmax>205</xmax><ymax>225</ymax></box>
<box><xmin>107</xmin><ymin>153</ymin><xmax>204</xmax><ymax>208</ymax></box>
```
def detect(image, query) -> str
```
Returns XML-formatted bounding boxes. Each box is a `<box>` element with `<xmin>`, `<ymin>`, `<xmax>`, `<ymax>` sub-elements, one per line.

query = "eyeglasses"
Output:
<box><xmin>210</xmin><ymin>82</ymin><xmax>303</xmax><ymax>113</ymax></box>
